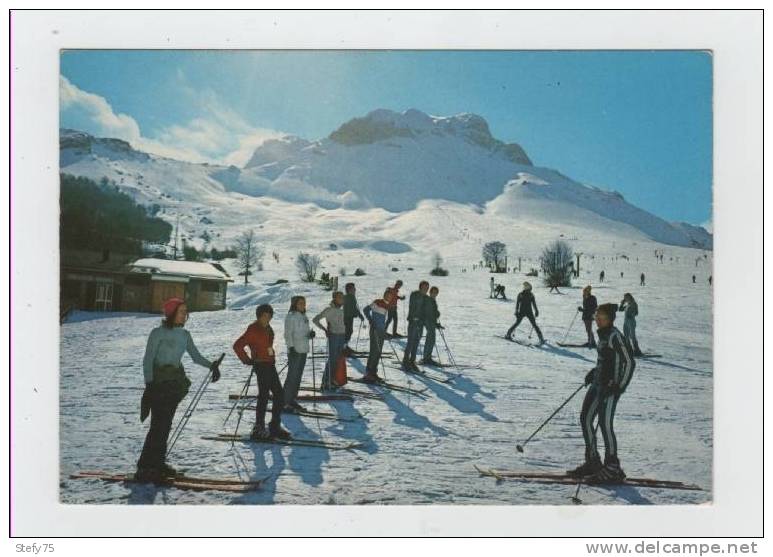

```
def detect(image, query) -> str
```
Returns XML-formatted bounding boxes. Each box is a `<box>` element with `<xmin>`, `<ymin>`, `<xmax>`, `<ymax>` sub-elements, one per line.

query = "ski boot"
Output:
<box><xmin>361</xmin><ymin>371</ymin><xmax>380</xmax><ymax>384</ymax></box>
<box><xmin>134</xmin><ymin>467</ymin><xmax>164</xmax><ymax>482</ymax></box>
<box><xmin>421</xmin><ymin>358</ymin><xmax>441</xmax><ymax>366</ymax></box>
<box><xmin>633</xmin><ymin>349</ymin><xmax>644</xmax><ymax>358</ymax></box>
<box><xmin>409</xmin><ymin>360</ymin><xmax>421</xmax><ymax>372</ymax></box>
<box><xmin>566</xmin><ymin>456</ymin><xmax>602</xmax><ymax>478</ymax></box>
<box><xmin>250</xmin><ymin>424</ymin><xmax>270</xmax><ymax>441</ymax></box>
<box><xmin>585</xmin><ymin>457</ymin><xmax>626</xmax><ymax>485</ymax></box>
<box><xmin>269</xmin><ymin>423</ymin><xmax>292</xmax><ymax>440</ymax></box>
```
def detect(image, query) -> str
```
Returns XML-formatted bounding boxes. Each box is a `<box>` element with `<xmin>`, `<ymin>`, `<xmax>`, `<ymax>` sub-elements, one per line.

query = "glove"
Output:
<box><xmin>584</xmin><ymin>370</ymin><xmax>595</xmax><ymax>386</ymax></box>
<box><xmin>289</xmin><ymin>346</ymin><xmax>297</xmax><ymax>355</ymax></box>
<box><xmin>535</xmin><ymin>311</ymin><xmax>539</xmax><ymax>318</ymax></box>
<box><xmin>437</xmin><ymin>323</ymin><xmax>444</xmax><ymax>330</ymax></box>
<box><xmin>211</xmin><ymin>362</ymin><xmax>221</xmax><ymax>383</ymax></box>
<box><xmin>577</xmin><ymin>306</ymin><xmax>583</xmax><ymax>312</ymax></box>
<box><xmin>308</xmin><ymin>330</ymin><xmax>316</xmax><ymax>339</ymax></box>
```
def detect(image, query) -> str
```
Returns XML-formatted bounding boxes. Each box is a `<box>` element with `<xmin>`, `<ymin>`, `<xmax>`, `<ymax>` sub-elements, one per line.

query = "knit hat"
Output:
<box><xmin>163</xmin><ymin>297</ymin><xmax>185</xmax><ymax>318</ymax></box>
<box><xmin>596</xmin><ymin>303</ymin><xmax>618</xmax><ymax>320</ymax></box>
<box><xmin>523</xmin><ymin>282</ymin><xmax>532</xmax><ymax>291</ymax></box>
<box><xmin>583</xmin><ymin>285</ymin><xmax>592</xmax><ymax>296</ymax></box>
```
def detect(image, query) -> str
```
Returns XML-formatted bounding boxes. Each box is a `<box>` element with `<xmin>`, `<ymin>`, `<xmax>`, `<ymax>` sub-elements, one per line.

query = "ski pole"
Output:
<box><xmin>516</xmin><ymin>382</ymin><xmax>585</xmax><ymax>453</ymax></box>
<box><xmin>571</xmin><ymin>421</ymin><xmax>600</xmax><ymax>505</ymax></box>
<box><xmin>167</xmin><ymin>352</ymin><xmax>224</xmax><ymax>457</ymax></box>
<box><xmin>561</xmin><ymin>310</ymin><xmax>580</xmax><ymax>345</ymax></box>
<box><xmin>223</xmin><ymin>364</ymin><xmax>254</xmax><ymax>427</ymax></box>
<box><xmin>355</xmin><ymin>319</ymin><xmax>363</xmax><ymax>352</ymax></box>
<box><xmin>439</xmin><ymin>328</ymin><xmax>458</xmax><ymax>369</ymax></box>
<box><xmin>311</xmin><ymin>337</ymin><xmax>317</xmax><ymax>393</ymax></box>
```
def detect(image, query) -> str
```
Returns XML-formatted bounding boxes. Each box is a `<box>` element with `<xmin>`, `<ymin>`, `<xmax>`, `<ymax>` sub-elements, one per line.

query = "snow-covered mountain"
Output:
<box><xmin>59</xmin><ymin>109</ymin><xmax>712</xmax><ymax>251</ymax></box>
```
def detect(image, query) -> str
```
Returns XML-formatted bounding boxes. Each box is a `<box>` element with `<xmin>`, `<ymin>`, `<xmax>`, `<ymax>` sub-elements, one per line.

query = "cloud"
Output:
<box><xmin>59</xmin><ymin>75</ymin><xmax>284</xmax><ymax>165</ymax></box>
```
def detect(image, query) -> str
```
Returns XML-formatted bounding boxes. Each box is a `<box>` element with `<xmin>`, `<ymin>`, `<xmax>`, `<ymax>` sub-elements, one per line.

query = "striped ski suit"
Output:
<box><xmin>580</xmin><ymin>326</ymin><xmax>636</xmax><ymax>462</ymax></box>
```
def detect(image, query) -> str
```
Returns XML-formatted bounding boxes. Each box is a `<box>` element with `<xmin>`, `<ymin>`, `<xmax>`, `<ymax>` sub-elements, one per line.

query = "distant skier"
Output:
<box><xmin>312</xmin><ymin>291</ymin><xmax>347</xmax><ymax>390</ymax></box>
<box><xmin>421</xmin><ymin>286</ymin><xmax>443</xmax><ymax>365</ymax></box>
<box><xmin>578</xmin><ymin>285</ymin><xmax>598</xmax><ymax>348</ymax></box>
<box><xmin>567</xmin><ymin>303</ymin><xmax>636</xmax><ymax>484</ymax></box>
<box><xmin>343</xmin><ymin>282</ymin><xmax>364</xmax><ymax>347</ymax></box>
<box><xmin>384</xmin><ymin>280</ymin><xmax>405</xmax><ymax>337</ymax></box>
<box><xmin>599</xmin><ymin>270</ymin><xmax>605</xmax><ymax>283</ymax></box>
<box><xmin>402</xmin><ymin>280</ymin><xmax>429</xmax><ymax>371</ymax></box>
<box><xmin>640</xmin><ymin>273</ymin><xmax>646</xmax><ymax>286</ymax></box>
<box><xmin>620</xmin><ymin>271</ymin><xmax>624</xmax><ymax>279</ymax></box>
<box><xmin>489</xmin><ymin>277</ymin><xmax>496</xmax><ymax>299</ymax></box>
<box><xmin>283</xmin><ymin>296</ymin><xmax>314</xmax><ymax>412</ymax></box>
<box><xmin>709</xmin><ymin>275</ymin><xmax>713</xmax><ymax>286</ymax></box>
<box><xmin>493</xmin><ymin>284</ymin><xmax>507</xmax><ymax>299</ymax></box>
<box><xmin>233</xmin><ymin>303</ymin><xmax>291</xmax><ymax>441</ymax></box>
<box><xmin>692</xmin><ymin>275</ymin><xmax>696</xmax><ymax>284</ymax></box>
<box><xmin>618</xmin><ymin>293</ymin><xmax>643</xmax><ymax>357</ymax></box>
<box><xmin>136</xmin><ymin>298</ymin><xmax>221</xmax><ymax>481</ymax></box>
<box><xmin>505</xmin><ymin>282</ymin><xmax>545</xmax><ymax>345</ymax></box>
<box><xmin>362</xmin><ymin>289</ymin><xmax>393</xmax><ymax>383</ymax></box>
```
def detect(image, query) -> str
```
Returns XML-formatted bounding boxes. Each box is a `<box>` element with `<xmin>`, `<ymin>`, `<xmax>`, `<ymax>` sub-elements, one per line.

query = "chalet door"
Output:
<box><xmin>151</xmin><ymin>282</ymin><xmax>187</xmax><ymax>312</ymax></box>
<box><xmin>94</xmin><ymin>283</ymin><xmax>114</xmax><ymax>311</ymax></box>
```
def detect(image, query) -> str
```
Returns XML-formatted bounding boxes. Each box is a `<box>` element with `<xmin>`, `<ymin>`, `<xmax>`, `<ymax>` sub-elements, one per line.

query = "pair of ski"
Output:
<box><xmin>496</xmin><ymin>334</ymin><xmax>546</xmax><ymax>348</ymax></box>
<box><xmin>229</xmin><ymin>393</ymin><xmax>355</xmax><ymax>402</ymax></box>
<box><xmin>389</xmin><ymin>363</ymin><xmax>455</xmax><ymax>384</ymax></box>
<box><xmin>473</xmin><ymin>465</ymin><xmax>702</xmax><ymax>491</ymax></box>
<box><xmin>203</xmin><ymin>433</ymin><xmax>364</xmax><ymax>451</ymax></box>
<box><xmin>242</xmin><ymin>404</ymin><xmax>362</xmax><ymax>422</ymax></box>
<box><xmin>348</xmin><ymin>376</ymin><xmax>429</xmax><ymax>397</ymax></box>
<box><xmin>70</xmin><ymin>470</ymin><xmax>269</xmax><ymax>493</ymax></box>
<box><xmin>557</xmin><ymin>342</ymin><xmax>662</xmax><ymax>358</ymax></box>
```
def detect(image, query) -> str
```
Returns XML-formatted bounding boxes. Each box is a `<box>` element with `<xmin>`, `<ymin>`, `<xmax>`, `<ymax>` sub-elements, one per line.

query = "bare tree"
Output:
<box><xmin>540</xmin><ymin>240</ymin><xmax>574</xmax><ymax>288</ymax></box>
<box><xmin>482</xmin><ymin>241</ymin><xmax>508</xmax><ymax>272</ymax></box>
<box><xmin>235</xmin><ymin>230</ymin><xmax>264</xmax><ymax>284</ymax></box>
<box><xmin>296</xmin><ymin>252</ymin><xmax>321</xmax><ymax>282</ymax></box>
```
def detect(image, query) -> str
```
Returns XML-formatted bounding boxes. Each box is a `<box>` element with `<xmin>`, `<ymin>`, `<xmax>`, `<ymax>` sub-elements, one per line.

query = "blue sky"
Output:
<box><xmin>60</xmin><ymin>50</ymin><xmax>712</xmax><ymax>225</ymax></box>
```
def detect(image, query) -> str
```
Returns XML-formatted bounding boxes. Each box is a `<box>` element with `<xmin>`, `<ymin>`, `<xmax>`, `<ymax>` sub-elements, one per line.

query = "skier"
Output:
<box><xmin>233</xmin><ymin>303</ymin><xmax>291</xmax><ymax>441</ymax></box>
<box><xmin>343</xmin><ymin>282</ymin><xmax>365</xmax><ymax>347</ymax></box>
<box><xmin>283</xmin><ymin>296</ymin><xmax>315</xmax><ymax>412</ymax></box>
<box><xmin>362</xmin><ymin>288</ymin><xmax>393</xmax><ymax>383</ymax></box>
<box><xmin>136</xmin><ymin>298</ymin><xmax>221</xmax><ymax>481</ymax></box>
<box><xmin>402</xmin><ymin>280</ymin><xmax>429</xmax><ymax>370</ymax></box>
<box><xmin>599</xmin><ymin>270</ymin><xmax>605</xmax><ymax>283</ymax></box>
<box><xmin>640</xmin><ymin>272</ymin><xmax>646</xmax><ymax>286</ymax></box>
<box><xmin>567</xmin><ymin>303</ymin><xmax>636</xmax><ymax>484</ymax></box>
<box><xmin>505</xmin><ymin>282</ymin><xmax>545</xmax><ymax>344</ymax></box>
<box><xmin>709</xmin><ymin>275</ymin><xmax>713</xmax><ymax>286</ymax></box>
<box><xmin>312</xmin><ymin>291</ymin><xmax>347</xmax><ymax>390</ymax></box>
<box><xmin>692</xmin><ymin>274</ymin><xmax>696</xmax><ymax>284</ymax></box>
<box><xmin>618</xmin><ymin>293</ymin><xmax>643</xmax><ymax>357</ymax></box>
<box><xmin>578</xmin><ymin>285</ymin><xmax>598</xmax><ymax>348</ymax></box>
<box><xmin>421</xmin><ymin>286</ymin><xmax>444</xmax><ymax>365</ymax></box>
<box><xmin>384</xmin><ymin>280</ymin><xmax>405</xmax><ymax>337</ymax></box>
<box><xmin>620</xmin><ymin>271</ymin><xmax>624</xmax><ymax>279</ymax></box>
<box><xmin>489</xmin><ymin>277</ymin><xmax>496</xmax><ymax>299</ymax></box>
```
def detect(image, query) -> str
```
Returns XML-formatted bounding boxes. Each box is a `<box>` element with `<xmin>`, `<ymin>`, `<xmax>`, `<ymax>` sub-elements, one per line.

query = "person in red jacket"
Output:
<box><xmin>384</xmin><ymin>280</ymin><xmax>405</xmax><ymax>337</ymax></box>
<box><xmin>233</xmin><ymin>304</ymin><xmax>291</xmax><ymax>440</ymax></box>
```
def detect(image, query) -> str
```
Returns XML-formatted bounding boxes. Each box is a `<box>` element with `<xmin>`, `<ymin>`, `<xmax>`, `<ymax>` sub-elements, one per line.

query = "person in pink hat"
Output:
<box><xmin>136</xmin><ymin>298</ymin><xmax>221</xmax><ymax>481</ymax></box>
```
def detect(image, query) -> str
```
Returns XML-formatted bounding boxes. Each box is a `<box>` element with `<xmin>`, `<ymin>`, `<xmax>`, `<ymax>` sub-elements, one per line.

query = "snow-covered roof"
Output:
<box><xmin>130</xmin><ymin>258</ymin><xmax>232</xmax><ymax>281</ymax></box>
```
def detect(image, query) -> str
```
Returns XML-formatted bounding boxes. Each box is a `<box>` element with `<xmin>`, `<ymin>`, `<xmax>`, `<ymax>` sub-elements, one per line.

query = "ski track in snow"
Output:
<box><xmin>60</xmin><ymin>230</ymin><xmax>712</xmax><ymax>506</ymax></box>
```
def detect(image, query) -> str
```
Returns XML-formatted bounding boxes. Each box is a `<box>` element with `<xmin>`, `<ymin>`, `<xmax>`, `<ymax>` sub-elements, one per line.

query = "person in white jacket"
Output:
<box><xmin>283</xmin><ymin>296</ymin><xmax>314</xmax><ymax>411</ymax></box>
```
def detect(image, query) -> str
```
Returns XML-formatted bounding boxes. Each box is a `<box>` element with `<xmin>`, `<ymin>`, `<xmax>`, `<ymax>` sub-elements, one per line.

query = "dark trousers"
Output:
<box><xmin>366</xmin><ymin>327</ymin><xmax>385</xmax><ymax>374</ymax></box>
<box><xmin>255</xmin><ymin>362</ymin><xmax>284</xmax><ymax>429</ymax></box>
<box><xmin>583</xmin><ymin>319</ymin><xmax>596</xmax><ymax>346</ymax></box>
<box><xmin>344</xmin><ymin>316</ymin><xmax>356</xmax><ymax>344</ymax></box>
<box><xmin>384</xmin><ymin>307</ymin><xmax>398</xmax><ymax>335</ymax></box>
<box><xmin>137</xmin><ymin>387</ymin><xmax>181</xmax><ymax>470</ymax></box>
<box><xmin>403</xmin><ymin>319</ymin><xmax>424</xmax><ymax>362</ymax></box>
<box><xmin>506</xmin><ymin>314</ymin><xmax>544</xmax><ymax>341</ymax></box>
<box><xmin>422</xmin><ymin>324</ymin><xmax>437</xmax><ymax>361</ymax></box>
<box><xmin>580</xmin><ymin>384</ymin><xmax>621</xmax><ymax>463</ymax></box>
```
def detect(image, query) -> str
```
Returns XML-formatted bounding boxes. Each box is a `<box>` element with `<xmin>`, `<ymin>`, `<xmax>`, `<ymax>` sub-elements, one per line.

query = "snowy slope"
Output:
<box><xmin>60</xmin><ymin>244</ymin><xmax>713</xmax><ymax>507</ymax></box>
<box><xmin>59</xmin><ymin>110</ymin><xmax>712</xmax><ymax>251</ymax></box>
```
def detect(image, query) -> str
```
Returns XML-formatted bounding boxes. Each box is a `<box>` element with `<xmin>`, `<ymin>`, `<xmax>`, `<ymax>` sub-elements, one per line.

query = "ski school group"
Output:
<box><xmin>92</xmin><ymin>270</ymin><xmax>693</xmax><ymax>496</ymax></box>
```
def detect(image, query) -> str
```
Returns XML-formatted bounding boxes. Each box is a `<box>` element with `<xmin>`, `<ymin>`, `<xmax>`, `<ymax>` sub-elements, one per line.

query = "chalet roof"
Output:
<box><xmin>129</xmin><ymin>258</ymin><xmax>233</xmax><ymax>282</ymax></box>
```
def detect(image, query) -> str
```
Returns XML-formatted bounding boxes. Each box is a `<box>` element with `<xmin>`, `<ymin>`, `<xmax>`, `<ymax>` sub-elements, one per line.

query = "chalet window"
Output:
<box><xmin>200</xmin><ymin>281</ymin><xmax>221</xmax><ymax>293</ymax></box>
<box><xmin>94</xmin><ymin>283</ymin><xmax>113</xmax><ymax>311</ymax></box>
